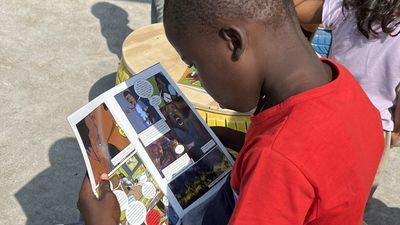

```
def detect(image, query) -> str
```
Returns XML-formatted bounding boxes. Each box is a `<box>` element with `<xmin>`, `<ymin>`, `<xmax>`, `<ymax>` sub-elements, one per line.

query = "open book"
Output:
<box><xmin>68</xmin><ymin>64</ymin><xmax>234</xmax><ymax>225</ymax></box>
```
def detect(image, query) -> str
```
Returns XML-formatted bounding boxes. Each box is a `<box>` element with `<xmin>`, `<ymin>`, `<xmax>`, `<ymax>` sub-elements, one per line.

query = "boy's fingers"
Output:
<box><xmin>98</xmin><ymin>173</ymin><xmax>112</xmax><ymax>199</ymax></box>
<box><xmin>80</xmin><ymin>174</ymin><xmax>96</xmax><ymax>199</ymax></box>
<box><xmin>78</xmin><ymin>174</ymin><xmax>96</xmax><ymax>210</ymax></box>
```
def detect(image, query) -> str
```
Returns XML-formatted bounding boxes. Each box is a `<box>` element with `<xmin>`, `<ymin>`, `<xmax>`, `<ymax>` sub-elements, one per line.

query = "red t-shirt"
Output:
<box><xmin>230</xmin><ymin>59</ymin><xmax>384</xmax><ymax>225</ymax></box>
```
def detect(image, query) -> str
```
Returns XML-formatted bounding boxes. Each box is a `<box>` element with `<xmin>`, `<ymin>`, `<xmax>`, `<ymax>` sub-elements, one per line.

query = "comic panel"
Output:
<box><xmin>144</xmin><ymin>129</ymin><xmax>197</xmax><ymax>180</ymax></box>
<box><xmin>75</xmin><ymin>103</ymin><xmax>134</xmax><ymax>185</ymax></box>
<box><xmin>115</xmin><ymin>86</ymin><xmax>162</xmax><ymax>134</ymax></box>
<box><xmin>109</xmin><ymin>153</ymin><xmax>178</xmax><ymax>225</ymax></box>
<box><xmin>168</xmin><ymin>147</ymin><xmax>231</xmax><ymax>209</ymax></box>
<box><xmin>114</xmin><ymin>76</ymin><xmax>175</xmax><ymax>147</ymax></box>
<box><xmin>160</xmin><ymin>96</ymin><xmax>216</xmax><ymax>162</ymax></box>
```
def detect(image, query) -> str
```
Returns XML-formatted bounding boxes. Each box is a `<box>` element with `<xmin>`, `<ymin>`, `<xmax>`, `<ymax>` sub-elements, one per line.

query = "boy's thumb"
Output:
<box><xmin>98</xmin><ymin>173</ymin><xmax>112</xmax><ymax>199</ymax></box>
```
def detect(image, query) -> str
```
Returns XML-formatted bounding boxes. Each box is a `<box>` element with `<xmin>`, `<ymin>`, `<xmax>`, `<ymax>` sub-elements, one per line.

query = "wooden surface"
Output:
<box><xmin>122</xmin><ymin>23</ymin><xmax>186</xmax><ymax>81</ymax></box>
<box><xmin>121</xmin><ymin>23</ymin><xmax>251</xmax><ymax>116</ymax></box>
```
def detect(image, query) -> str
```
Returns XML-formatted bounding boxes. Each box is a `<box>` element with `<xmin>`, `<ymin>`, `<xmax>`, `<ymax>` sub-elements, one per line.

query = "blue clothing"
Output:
<box><xmin>161</xmin><ymin>84</ymin><xmax>178</xmax><ymax>103</ymax></box>
<box><xmin>135</xmin><ymin>100</ymin><xmax>151</xmax><ymax>125</ymax></box>
<box><xmin>126</xmin><ymin>101</ymin><xmax>150</xmax><ymax>133</ymax></box>
<box><xmin>311</xmin><ymin>28</ymin><xmax>332</xmax><ymax>57</ymax></box>
<box><xmin>202</xmin><ymin>175</ymin><xmax>235</xmax><ymax>225</ymax></box>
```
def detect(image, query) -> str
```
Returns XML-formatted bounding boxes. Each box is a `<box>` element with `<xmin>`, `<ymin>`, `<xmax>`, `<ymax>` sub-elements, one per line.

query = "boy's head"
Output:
<box><xmin>164</xmin><ymin>0</ymin><xmax>298</xmax><ymax>112</ymax></box>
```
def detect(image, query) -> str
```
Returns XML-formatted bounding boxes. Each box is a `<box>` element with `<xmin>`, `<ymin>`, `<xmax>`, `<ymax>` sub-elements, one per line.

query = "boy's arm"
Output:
<box><xmin>230</xmin><ymin>150</ymin><xmax>315</xmax><ymax>224</ymax></box>
<box><xmin>78</xmin><ymin>174</ymin><xmax>120</xmax><ymax>225</ymax></box>
<box><xmin>293</xmin><ymin>0</ymin><xmax>324</xmax><ymax>24</ymax></box>
<box><xmin>211</xmin><ymin>126</ymin><xmax>246</xmax><ymax>152</ymax></box>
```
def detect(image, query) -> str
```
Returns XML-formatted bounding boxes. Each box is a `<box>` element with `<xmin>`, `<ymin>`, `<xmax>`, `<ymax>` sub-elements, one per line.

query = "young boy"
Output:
<box><xmin>78</xmin><ymin>0</ymin><xmax>384</xmax><ymax>224</ymax></box>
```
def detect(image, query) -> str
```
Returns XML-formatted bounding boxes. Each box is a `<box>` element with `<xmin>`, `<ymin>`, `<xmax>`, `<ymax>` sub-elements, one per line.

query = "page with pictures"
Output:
<box><xmin>69</xmin><ymin>63</ymin><xmax>235</xmax><ymax>223</ymax></box>
<box><xmin>106</xmin><ymin>64</ymin><xmax>235</xmax><ymax>217</ymax></box>
<box><xmin>177</xmin><ymin>66</ymin><xmax>206</xmax><ymax>93</ymax></box>
<box><xmin>68</xmin><ymin>98</ymin><xmax>180</xmax><ymax>225</ymax></box>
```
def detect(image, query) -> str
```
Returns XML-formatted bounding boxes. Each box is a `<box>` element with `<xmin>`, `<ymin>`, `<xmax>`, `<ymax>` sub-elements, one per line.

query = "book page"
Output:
<box><xmin>107</xmin><ymin>64</ymin><xmax>235</xmax><ymax>216</ymax></box>
<box><xmin>68</xmin><ymin>98</ymin><xmax>179</xmax><ymax>225</ymax></box>
<box><xmin>69</xmin><ymin>99</ymin><xmax>134</xmax><ymax>189</ymax></box>
<box><xmin>69</xmin><ymin>63</ymin><xmax>235</xmax><ymax>222</ymax></box>
<box><xmin>108</xmin><ymin>151</ymin><xmax>179</xmax><ymax>225</ymax></box>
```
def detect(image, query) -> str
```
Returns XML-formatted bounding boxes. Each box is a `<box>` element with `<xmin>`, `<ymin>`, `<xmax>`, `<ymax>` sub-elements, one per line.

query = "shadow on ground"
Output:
<box><xmin>89</xmin><ymin>1</ymin><xmax>135</xmax><ymax>99</ymax></box>
<box><xmin>14</xmin><ymin>2</ymin><xmax>139</xmax><ymax>225</ymax></box>
<box><xmin>88</xmin><ymin>72</ymin><xmax>117</xmax><ymax>101</ymax></box>
<box><xmin>14</xmin><ymin>69</ymin><xmax>118</xmax><ymax>225</ymax></box>
<box><xmin>15</xmin><ymin>69</ymin><xmax>116</xmax><ymax>225</ymax></box>
<box><xmin>15</xmin><ymin>138</ymin><xmax>85</xmax><ymax>225</ymax></box>
<box><xmin>365</xmin><ymin>198</ymin><xmax>400</xmax><ymax>225</ymax></box>
<box><xmin>91</xmin><ymin>2</ymin><xmax>134</xmax><ymax>59</ymax></box>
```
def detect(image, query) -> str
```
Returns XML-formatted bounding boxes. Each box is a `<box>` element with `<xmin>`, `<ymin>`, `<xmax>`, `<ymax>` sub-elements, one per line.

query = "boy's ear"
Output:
<box><xmin>219</xmin><ymin>25</ymin><xmax>247</xmax><ymax>61</ymax></box>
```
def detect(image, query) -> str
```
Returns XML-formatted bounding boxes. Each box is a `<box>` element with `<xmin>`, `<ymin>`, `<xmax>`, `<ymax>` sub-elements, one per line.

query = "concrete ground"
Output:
<box><xmin>0</xmin><ymin>1</ymin><xmax>399</xmax><ymax>225</ymax></box>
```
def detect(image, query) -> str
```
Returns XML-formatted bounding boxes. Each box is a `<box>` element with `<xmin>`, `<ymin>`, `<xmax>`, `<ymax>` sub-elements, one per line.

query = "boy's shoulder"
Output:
<box><xmin>250</xmin><ymin>61</ymin><xmax>358</xmax><ymax>129</ymax></box>
<box><xmin>245</xmin><ymin>59</ymin><xmax>382</xmax><ymax>169</ymax></box>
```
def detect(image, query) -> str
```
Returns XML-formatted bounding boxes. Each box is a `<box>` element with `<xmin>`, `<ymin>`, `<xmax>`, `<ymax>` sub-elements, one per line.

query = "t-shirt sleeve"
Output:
<box><xmin>229</xmin><ymin>149</ymin><xmax>316</xmax><ymax>225</ymax></box>
<box><xmin>322</xmin><ymin>0</ymin><xmax>344</xmax><ymax>29</ymax></box>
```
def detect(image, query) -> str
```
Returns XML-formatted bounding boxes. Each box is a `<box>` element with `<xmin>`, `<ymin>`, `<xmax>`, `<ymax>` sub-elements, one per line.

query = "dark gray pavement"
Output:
<box><xmin>0</xmin><ymin>1</ymin><xmax>399</xmax><ymax>225</ymax></box>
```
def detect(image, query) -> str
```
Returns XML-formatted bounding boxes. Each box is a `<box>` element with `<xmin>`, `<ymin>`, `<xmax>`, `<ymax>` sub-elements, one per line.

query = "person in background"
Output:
<box><xmin>294</xmin><ymin>0</ymin><xmax>400</xmax><ymax>201</ymax></box>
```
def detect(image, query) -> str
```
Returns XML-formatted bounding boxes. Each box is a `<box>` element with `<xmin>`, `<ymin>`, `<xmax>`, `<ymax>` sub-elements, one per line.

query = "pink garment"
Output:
<box><xmin>322</xmin><ymin>0</ymin><xmax>400</xmax><ymax>131</ymax></box>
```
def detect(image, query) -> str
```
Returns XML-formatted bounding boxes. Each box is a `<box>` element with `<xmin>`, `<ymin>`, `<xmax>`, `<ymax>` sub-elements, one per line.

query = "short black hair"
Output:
<box><xmin>164</xmin><ymin>0</ymin><xmax>295</xmax><ymax>35</ymax></box>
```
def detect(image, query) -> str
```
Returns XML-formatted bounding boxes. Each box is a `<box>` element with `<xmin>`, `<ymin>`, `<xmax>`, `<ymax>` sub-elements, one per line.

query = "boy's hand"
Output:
<box><xmin>211</xmin><ymin>126</ymin><xmax>246</xmax><ymax>152</ymax></box>
<box><xmin>78</xmin><ymin>174</ymin><xmax>120</xmax><ymax>225</ymax></box>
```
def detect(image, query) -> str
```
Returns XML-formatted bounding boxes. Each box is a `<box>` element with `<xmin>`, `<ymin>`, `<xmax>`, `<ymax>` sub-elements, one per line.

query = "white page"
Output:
<box><xmin>68</xmin><ymin>96</ymin><xmax>178</xmax><ymax>225</ymax></box>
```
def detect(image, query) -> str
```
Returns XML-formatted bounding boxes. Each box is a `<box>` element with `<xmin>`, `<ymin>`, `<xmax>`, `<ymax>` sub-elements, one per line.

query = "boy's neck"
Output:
<box><xmin>257</xmin><ymin>25</ymin><xmax>333</xmax><ymax>112</ymax></box>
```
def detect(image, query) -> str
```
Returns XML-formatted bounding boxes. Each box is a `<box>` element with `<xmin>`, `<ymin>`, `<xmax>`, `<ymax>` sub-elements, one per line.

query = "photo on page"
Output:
<box><xmin>168</xmin><ymin>147</ymin><xmax>231</xmax><ymax>209</ymax></box>
<box><xmin>69</xmin><ymin>63</ymin><xmax>236</xmax><ymax>223</ymax></box>
<box><xmin>75</xmin><ymin>102</ymin><xmax>134</xmax><ymax>186</ymax></box>
<box><xmin>114</xmin><ymin>76</ymin><xmax>173</xmax><ymax>147</ymax></box>
<box><xmin>144</xmin><ymin>129</ymin><xmax>194</xmax><ymax>180</ymax></box>
<box><xmin>108</xmin><ymin>152</ymin><xmax>178</xmax><ymax>225</ymax></box>
<box><xmin>160</xmin><ymin>96</ymin><xmax>216</xmax><ymax>162</ymax></box>
<box><xmin>115</xmin><ymin>86</ymin><xmax>162</xmax><ymax>134</ymax></box>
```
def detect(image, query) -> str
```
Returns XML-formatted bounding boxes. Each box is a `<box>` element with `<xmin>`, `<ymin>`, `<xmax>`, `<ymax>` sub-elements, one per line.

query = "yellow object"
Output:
<box><xmin>116</xmin><ymin>61</ymin><xmax>131</xmax><ymax>85</ymax></box>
